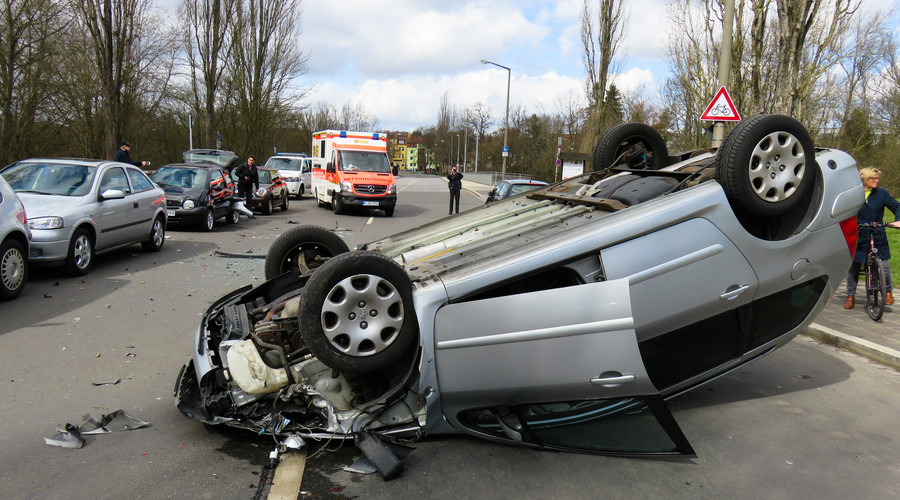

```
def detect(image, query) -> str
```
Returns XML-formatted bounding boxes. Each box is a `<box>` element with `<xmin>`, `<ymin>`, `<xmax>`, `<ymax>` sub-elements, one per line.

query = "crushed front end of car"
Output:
<box><xmin>173</xmin><ymin>271</ymin><xmax>425</xmax><ymax>444</ymax></box>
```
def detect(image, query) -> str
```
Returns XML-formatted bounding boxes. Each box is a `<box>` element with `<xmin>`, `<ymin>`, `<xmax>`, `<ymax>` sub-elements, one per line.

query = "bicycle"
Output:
<box><xmin>857</xmin><ymin>222</ymin><xmax>897</xmax><ymax>321</ymax></box>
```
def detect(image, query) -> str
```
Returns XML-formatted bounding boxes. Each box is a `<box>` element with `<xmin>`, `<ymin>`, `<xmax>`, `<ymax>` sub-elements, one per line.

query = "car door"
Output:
<box><xmin>433</xmin><ymin>278</ymin><xmax>693</xmax><ymax>456</ymax></box>
<box><xmin>124</xmin><ymin>167</ymin><xmax>163</xmax><ymax>238</ymax></box>
<box><xmin>208</xmin><ymin>169</ymin><xmax>231</xmax><ymax>217</ymax></box>
<box><xmin>94</xmin><ymin>166</ymin><xmax>139</xmax><ymax>248</ymax></box>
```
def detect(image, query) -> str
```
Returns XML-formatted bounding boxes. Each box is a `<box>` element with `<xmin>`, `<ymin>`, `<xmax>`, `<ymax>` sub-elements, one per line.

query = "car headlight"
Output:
<box><xmin>255</xmin><ymin>188</ymin><xmax>267</xmax><ymax>197</ymax></box>
<box><xmin>388</xmin><ymin>183</ymin><xmax>397</xmax><ymax>194</ymax></box>
<box><xmin>29</xmin><ymin>216</ymin><xmax>64</xmax><ymax>230</ymax></box>
<box><xmin>340</xmin><ymin>180</ymin><xmax>353</xmax><ymax>192</ymax></box>
<box><xmin>183</xmin><ymin>200</ymin><xmax>195</xmax><ymax>210</ymax></box>
<box><xmin>282</xmin><ymin>176</ymin><xmax>299</xmax><ymax>182</ymax></box>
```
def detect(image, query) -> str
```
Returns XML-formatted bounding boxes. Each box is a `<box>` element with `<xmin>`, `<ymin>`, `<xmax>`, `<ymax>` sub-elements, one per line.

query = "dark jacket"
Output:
<box><xmin>447</xmin><ymin>171</ymin><xmax>463</xmax><ymax>191</ymax></box>
<box><xmin>854</xmin><ymin>187</ymin><xmax>900</xmax><ymax>263</ymax></box>
<box><xmin>113</xmin><ymin>148</ymin><xmax>141</xmax><ymax>167</ymax></box>
<box><xmin>233</xmin><ymin>162</ymin><xmax>259</xmax><ymax>190</ymax></box>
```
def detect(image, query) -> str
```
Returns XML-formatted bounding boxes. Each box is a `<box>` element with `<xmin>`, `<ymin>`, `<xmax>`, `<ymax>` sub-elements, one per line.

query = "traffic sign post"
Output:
<box><xmin>700</xmin><ymin>87</ymin><xmax>741</xmax><ymax>121</ymax></box>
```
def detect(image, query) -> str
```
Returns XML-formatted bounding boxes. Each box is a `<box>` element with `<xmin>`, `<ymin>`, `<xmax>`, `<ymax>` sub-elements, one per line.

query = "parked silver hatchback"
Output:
<box><xmin>0</xmin><ymin>159</ymin><xmax>167</xmax><ymax>275</ymax></box>
<box><xmin>0</xmin><ymin>175</ymin><xmax>29</xmax><ymax>300</ymax></box>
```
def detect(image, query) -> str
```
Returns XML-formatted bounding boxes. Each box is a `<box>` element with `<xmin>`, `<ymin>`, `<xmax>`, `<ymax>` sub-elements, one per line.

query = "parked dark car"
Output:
<box><xmin>1</xmin><ymin>159</ymin><xmax>166</xmax><ymax>276</ymax></box>
<box><xmin>485</xmin><ymin>179</ymin><xmax>549</xmax><ymax>203</ymax></box>
<box><xmin>247</xmin><ymin>167</ymin><xmax>289</xmax><ymax>215</ymax></box>
<box><xmin>150</xmin><ymin>164</ymin><xmax>240</xmax><ymax>231</ymax></box>
<box><xmin>182</xmin><ymin>149</ymin><xmax>240</xmax><ymax>171</ymax></box>
<box><xmin>175</xmin><ymin>115</ymin><xmax>864</xmax><ymax>476</ymax></box>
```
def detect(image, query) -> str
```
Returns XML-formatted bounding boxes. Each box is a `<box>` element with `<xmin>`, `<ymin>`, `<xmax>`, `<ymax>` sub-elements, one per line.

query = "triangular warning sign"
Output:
<box><xmin>700</xmin><ymin>87</ymin><xmax>741</xmax><ymax>121</ymax></box>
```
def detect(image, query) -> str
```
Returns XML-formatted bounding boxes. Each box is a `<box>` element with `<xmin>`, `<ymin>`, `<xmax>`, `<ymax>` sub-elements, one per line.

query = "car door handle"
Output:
<box><xmin>720</xmin><ymin>284</ymin><xmax>750</xmax><ymax>300</ymax></box>
<box><xmin>133</xmin><ymin>202</ymin><xmax>139</xmax><ymax>208</ymax></box>
<box><xmin>590</xmin><ymin>374</ymin><xmax>635</xmax><ymax>386</ymax></box>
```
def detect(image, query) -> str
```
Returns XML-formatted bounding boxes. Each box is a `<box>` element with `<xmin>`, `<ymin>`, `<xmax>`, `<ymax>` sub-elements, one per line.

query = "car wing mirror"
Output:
<box><xmin>99</xmin><ymin>189</ymin><xmax>125</xmax><ymax>200</ymax></box>
<box><xmin>326</xmin><ymin>162</ymin><xmax>335</xmax><ymax>173</ymax></box>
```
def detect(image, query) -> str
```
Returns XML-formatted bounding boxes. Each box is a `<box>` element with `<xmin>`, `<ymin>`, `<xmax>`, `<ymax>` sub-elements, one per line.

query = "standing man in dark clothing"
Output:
<box><xmin>447</xmin><ymin>166</ymin><xmax>463</xmax><ymax>215</ymax></box>
<box><xmin>113</xmin><ymin>141</ymin><xmax>149</xmax><ymax>167</ymax></box>
<box><xmin>232</xmin><ymin>155</ymin><xmax>259</xmax><ymax>200</ymax></box>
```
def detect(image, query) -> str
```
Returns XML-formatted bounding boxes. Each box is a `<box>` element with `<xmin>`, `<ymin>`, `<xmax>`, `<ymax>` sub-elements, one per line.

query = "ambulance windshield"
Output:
<box><xmin>338</xmin><ymin>151</ymin><xmax>391</xmax><ymax>173</ymax></box>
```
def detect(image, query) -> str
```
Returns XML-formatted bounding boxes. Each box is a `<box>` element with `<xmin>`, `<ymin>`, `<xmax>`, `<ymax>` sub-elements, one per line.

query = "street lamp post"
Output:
<box><xmin>481</xmin><ymin>59</ymin><xmax>510</xmax><ymax>180</ymax></box>
<box><xmin>456</xmin><ymin>134</ymin><xmax>460</xmax><ymax>168</ymax></box>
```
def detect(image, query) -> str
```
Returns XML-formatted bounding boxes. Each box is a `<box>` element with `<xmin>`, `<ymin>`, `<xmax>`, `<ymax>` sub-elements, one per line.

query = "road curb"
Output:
<box><xmin>803</xmin><ymin>323</ymin><xmax>900</xmax><ymax>371</ymax></box>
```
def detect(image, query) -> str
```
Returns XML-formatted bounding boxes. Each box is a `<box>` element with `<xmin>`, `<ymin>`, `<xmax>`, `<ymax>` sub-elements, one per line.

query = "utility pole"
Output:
<box><xmin>711</xmin><ymin>0</ymin><xmax>735</xmax><ymax>147</ymax></box>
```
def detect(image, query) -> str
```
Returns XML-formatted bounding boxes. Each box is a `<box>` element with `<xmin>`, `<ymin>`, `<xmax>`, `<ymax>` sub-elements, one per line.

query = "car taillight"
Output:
<box><xmin>15</xmin><ymin>208</ymin><xmax>26</xmax><ymax>225</ymax></box>
<box><xmin>839</xmin><ymin>216</ymin><xmax>858</xmax><ymax>257</ymax></box>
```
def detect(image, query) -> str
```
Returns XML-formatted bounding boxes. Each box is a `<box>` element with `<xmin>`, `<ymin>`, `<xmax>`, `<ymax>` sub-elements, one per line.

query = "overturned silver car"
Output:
<box><xmin>175</xmin><ymin>115</ymin><xmax>864</xmax><ymax>469</ymax></box>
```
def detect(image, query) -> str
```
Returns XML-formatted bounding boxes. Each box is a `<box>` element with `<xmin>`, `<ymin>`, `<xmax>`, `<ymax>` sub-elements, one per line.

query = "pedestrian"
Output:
<box><xmin>232</xmin><ymin>155</ymin><xmax>259</xmax><ymax>200</ymax></box>
<box><xmin>113</xmin><ymin>141</ymin><xmax>149</xmax><ymax>167</ymax></box>
<box><xmin>447</xmin><ymin>166</ymin><xmax>463</xmax><ymax>215</ymax></box>
<box><xmin>844</xmin><ymin>167</ymin><xmax>900</xmax><ymax>309</ymax></box>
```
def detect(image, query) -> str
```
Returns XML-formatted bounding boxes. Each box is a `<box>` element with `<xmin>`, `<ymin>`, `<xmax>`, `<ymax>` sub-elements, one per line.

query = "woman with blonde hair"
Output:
<box><xmin>844</xmin><ymin>167</ymin><xmax>900</xmax><ymax>309</ymax></box>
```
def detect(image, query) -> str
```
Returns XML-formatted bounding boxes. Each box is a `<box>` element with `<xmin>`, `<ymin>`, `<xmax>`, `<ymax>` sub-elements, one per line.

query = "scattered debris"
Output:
<box><xmin>44</xmin><ymin>410</ymin><xmax>150</xmax><ymax>449</ymax></box>
<box><xmin>91</xmin><ymin>379</ymin><xmax>121</xmax><ymax>386</ymax></box>
<box><xmin>213</xmin><ymin>250</ymin><xmax>265</xmax><ymax>259</ymax></box>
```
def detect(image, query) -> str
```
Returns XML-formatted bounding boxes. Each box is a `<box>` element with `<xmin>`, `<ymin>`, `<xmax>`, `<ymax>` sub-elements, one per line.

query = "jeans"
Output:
<box><xmin>846</xmin><ymin>258</ymin><xmax>894</xmax><ymax>297</ymax></box>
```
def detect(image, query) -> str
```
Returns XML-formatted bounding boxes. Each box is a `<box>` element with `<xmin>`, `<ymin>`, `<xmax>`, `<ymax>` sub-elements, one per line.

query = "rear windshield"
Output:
<box><xmin>1</xmin><ymin>162</ymin><xmax>97</xmax><ymax>197</ymax></box>
<box><xmin>338</xmin><ymin>151</ymin><xmax>391</xmax><ymax>173</ymax></box>
<box><xmin>183</xmin><ymin>151</ymin><xmax>236</xmax><ymax>167</ymax></box>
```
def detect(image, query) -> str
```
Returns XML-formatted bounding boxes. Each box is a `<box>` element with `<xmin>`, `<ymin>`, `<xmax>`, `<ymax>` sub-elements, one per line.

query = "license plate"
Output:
<box><xmin>166</xmin><ymin>210</ymin><xmax>175</xmax><ymax>217</ymax></box>
<box><xmin>362</xmin><ymin>201</ymin><xmax>379</xmax><ymax>207</ymax></box>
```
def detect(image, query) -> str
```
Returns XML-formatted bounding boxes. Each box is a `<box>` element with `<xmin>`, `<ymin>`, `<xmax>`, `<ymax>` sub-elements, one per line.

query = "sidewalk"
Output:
<box><xmin>452</xmin><ymin>176</ymin><xmax>900</xmax><ymax>371</ymax></box>
<box><xmin>804</xmin><ymin>281</ymin><xmax>900</xmax><ymax>371</ymax></box>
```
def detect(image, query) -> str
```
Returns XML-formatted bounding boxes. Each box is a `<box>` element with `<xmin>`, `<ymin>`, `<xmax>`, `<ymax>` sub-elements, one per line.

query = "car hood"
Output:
<box><xmin>160</xmin><ymin>185</ymin><xmax>206</xmax><ymax>201</ymax></box>
<box><xmin>16</xmin><ymin>192</ymin><xmax>90</xmax><ymax>219</ymax></box>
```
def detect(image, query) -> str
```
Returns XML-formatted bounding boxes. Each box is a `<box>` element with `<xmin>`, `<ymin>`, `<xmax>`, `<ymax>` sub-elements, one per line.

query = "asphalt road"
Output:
<box><xmin>2</xmin><ymin>175</ymin><xmax>900</xmax><ymax>499</ymax></box>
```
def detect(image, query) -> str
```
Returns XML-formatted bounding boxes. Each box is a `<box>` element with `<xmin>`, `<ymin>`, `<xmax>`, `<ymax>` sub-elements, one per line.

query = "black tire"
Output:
<box><xmin>865</xmin><ymin>255</ymin><xmax>886</xmax><ymax>321</ymax></box>
<box><xmin>592</xmin><ymin>122</ymin><xmax>668</xmax><ymax>171</ymax></box>
<box><xmin>298</xmin><ymin>251</ymin><xmax>418</xmax><ymax>372</ymax></box>
<box><xmin>383</xmin><ymin>206</ymin><xmax>394</xmax><ymax>217</ymax></box>
<box><xmin>298</xmin><ymin>185</ymin><xmax>305</xmax><ymax>198</ymax></box>
<box><xmin>200</xmin><ymin>208</ymin><xmax>214</xmax><ymax>232</ymax></box>
<box><xmin>64</xmin><ymin>228</ymin><xmax>93</xmax><ymax>276</ymax></box>
<box><xmin>715</xmin><ymin>114</ymin><xmax>815</xmax><ymax>216</ymax></box>
<box><xmin>281</xmin><ymin>193</ymin><xmax>289</xmax><ymax>211</ymax></box>
<box><xmin>332</xmin><ymin>195</ymin><xmax>343</xmax><ymax>215</ymax></box>
<box><xmin>262</xmin><ymin>197</ymin><xmax>273</xmax><ymax>215</ymax></box>
<box><xmin>264</xmin><ymin>225</ymin><xmax>350</xmax><ymax>280</ymax></box>
<box><xmin>0</xmin><ymin>238</ymin><xmax>27</xmax><ymax>300</ymax></box>
<box><xmin>225</xmin><ymin>208</ymin><xmax>240</xmax><ymax>224</ymax></box>
<box><xmin>141</xmin><ymin>216</ymin><xmax>166</xmax><ymax>252</ymax></box>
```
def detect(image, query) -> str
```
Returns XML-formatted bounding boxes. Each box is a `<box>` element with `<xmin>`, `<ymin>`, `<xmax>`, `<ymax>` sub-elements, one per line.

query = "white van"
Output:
<box><xmin>264</xmin><ymin>153</ymin><xmax>312</xmax><ymax>198</ymax></box>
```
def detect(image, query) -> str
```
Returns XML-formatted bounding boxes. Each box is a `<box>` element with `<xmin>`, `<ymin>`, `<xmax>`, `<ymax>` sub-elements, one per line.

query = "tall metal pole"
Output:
<box><xmin>463</xmin><ymin>129</ymin><xmax>468</xmax><ymax>172</ymax></box>
<box><xmin>712</xmin><ymin>0</ymin><xmax>735</xmax><ymax>147</ymax></box>
<box><xmin>456</xmin><ymin>134</ymin><xmax>460</xmax><ymax>167</ymax></box>
<box><xmin>481</xmin><ymin>59</ymin><xmax>511</xmax><ymax>180</ymax></box>
<box><xmin>475</xmin><ymin>134</ymin><xmax>479</xmax><ymax>172</ymax></box>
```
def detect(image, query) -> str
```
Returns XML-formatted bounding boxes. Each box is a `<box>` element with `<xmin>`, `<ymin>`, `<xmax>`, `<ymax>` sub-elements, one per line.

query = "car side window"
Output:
<box><xmin>126</xmin><ymin>168</ymin><xmax>154</xmax><ymax>192</ymax></box>
<box><xmin>302</xmin><ymin>160</ymin><xmax>311</xmax><ymax>174</ymax></box>
<box><xmin>99</xmin><ymin>167</ymin><xmax>130</xmax><ymax>193</ymax></box>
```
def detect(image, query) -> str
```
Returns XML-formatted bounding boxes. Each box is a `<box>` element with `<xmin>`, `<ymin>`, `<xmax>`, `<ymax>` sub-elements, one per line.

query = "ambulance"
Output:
<box><xmin>311</xmin><ymin>130</ymin><xmax>397</xmax><ymax>216</ymax></box>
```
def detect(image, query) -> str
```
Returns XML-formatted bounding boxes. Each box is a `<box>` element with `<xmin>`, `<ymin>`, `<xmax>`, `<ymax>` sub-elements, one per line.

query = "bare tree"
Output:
<box><xmin>580</xmin><ymin>0</ymin><xmax>627</xmax><ymax>153</ymax></box>
<box><xmin>70</xmin><ymin>0</ymin><xmax>154</xmax><ymax>156</ymax></box>
<box><xmin>462</xmin><ymin>102</ymin><xmax>493</xmax><ymax>141</ymax></box>
<box><xmin>227</xmin><ymin>0</ymin><xmax>308</xmax><ymax>156</ymax></box>
<box><xmin>554</xmin><ymin>89</ymin><xmax>585</xmax><ymax>142</ymax></box>
<box><xmin>0</xmin><ymin>0</ymin><xmax>68</xmax><ymax>163</ymax></box>
<box><xmin>339</xmin><ymin>100</ymin><xmax>379</xmax><ymax>131</ymax></box>
<box><xmin>180</xmin><ymin>0</ymin><xmax>236</xmax><ymax>148</ymax></box>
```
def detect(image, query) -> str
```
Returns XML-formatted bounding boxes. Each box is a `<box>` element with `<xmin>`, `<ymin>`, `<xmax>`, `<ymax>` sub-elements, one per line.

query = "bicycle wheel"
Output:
<box><xmin>865</xmin><ymin>255</ymin><xmax>886</xmax><ymax>321</ymax></box>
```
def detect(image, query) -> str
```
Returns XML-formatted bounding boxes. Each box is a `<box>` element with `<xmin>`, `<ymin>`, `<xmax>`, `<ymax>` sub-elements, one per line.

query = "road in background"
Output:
<box><xmin>2</xmin><ymin>174</ymin><xmax>899</xmax><ymax>499</ymax></box>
